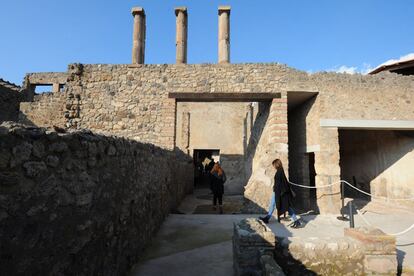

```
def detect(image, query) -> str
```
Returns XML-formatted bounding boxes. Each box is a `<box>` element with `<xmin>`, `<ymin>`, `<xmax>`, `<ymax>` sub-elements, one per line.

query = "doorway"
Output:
<box><xmin>308</xmin><ymin>152</ymin><xmax>317</xmax><ymax>210</ymax></box>
<box><xmin>193</xmin><ymin>149</ymin><xmax>220</xmax><ymax>188</ymax></box>
<box><xmin>339</xmin><ymin>129</ymin><xmax>414</xmax><ymax>199</ymax></box>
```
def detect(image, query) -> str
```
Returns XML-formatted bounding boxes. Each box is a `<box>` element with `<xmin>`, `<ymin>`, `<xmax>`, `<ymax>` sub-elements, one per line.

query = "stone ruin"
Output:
<box><xmin>1</xmin><ymin>5</ymin><xmax>414</xmax><ymax>275</ymax></box>
<box><xmin>233</xmin><ymin>218</ymin><xmax>397</xmax><ymax>275</ymax></box>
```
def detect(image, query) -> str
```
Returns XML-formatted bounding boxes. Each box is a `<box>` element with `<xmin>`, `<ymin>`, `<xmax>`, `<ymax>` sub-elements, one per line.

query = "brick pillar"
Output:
<box><xmin>181</xmin><ymin>112</ymin><xmax>190</xmax><ymax>154</ymax></box>
<box><xmin>268</xmin><ymin>95</ymin><xmax>289</xmax><ymax>172</ymax></box>
<box><xmin>314</xmin><ymin>127</ymin><xmax>341</xmax><ymax>214</ymax></box>
<box><xmin>131</xmin><ymin>7</ymin><xmax>146</xmax><ymax>64</ymax></box>
<box><xmin>159</xmin><ymin>98</ymin><xmax>176</xmax><ymax>150</ymax></box>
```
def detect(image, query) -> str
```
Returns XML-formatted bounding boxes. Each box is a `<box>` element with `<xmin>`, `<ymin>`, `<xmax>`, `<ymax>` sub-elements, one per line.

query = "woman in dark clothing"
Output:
<box><xmin>205</xmin><ymin>158</ymin><xmax>216</xmax><ymax>192</ymax></box>
<box><xmin>259</xmin><ymin>159</ymin><xmax>302</xmax><ymax>228</ymax></box>
<box><xmin>210</xmin><ymin>163</ymin><xmax>226</xmax><ymax>214</ymax></box>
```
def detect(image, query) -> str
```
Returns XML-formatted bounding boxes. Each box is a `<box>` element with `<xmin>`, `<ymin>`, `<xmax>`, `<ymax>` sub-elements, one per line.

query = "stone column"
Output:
<box><xmin>175</xmin><ymin>7</ymin><xmax>188</xmax><ymax>64</ymax></box>
<box><xmin>218</xmin><ymin>6</ymin><xmax>231</xmax><ymax>63</ymax></box>
<box><xmin>131</xmin><ymin>7</ymin><xmax>146</xmax><ymax>64</ymax></box>
<box><xmin>314</xmin><ymin>128</ymin><xmax>341</xmax><ymax>214</ymax></box>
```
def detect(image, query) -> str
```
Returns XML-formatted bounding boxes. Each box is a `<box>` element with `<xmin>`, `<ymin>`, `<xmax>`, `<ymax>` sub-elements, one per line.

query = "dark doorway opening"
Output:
<box><xmin>338</xmin><ymin>129</ymin><xmax>414</xmax><ymax>201</ymax></box>
<box><xmin>193</xmin><ymin>149</ymin><xmax>220</xmax><ymax>188</ymax></box>
<box><xmin>339</xmin><ymin>130</ymin><xmax>372</xmax><ymax>201</ymax></box>
<box><xmin>308</xmin><ymin>152</ymin><xmax>317</xmax><ymax>210</ymax></box>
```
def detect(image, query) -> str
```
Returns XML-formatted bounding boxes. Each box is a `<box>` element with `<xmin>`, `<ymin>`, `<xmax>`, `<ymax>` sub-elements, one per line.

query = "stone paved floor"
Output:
<box><xmin>131</xmin><ymin>189</ymin><xmax>414</xmax><ymax>275</ymax></box>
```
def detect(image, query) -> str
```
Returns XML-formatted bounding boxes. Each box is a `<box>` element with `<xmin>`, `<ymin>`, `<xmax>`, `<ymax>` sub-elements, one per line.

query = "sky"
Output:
<box><xmin>0</xmin><ymin>0</ymin><xmax>413</xmax><ymax>85</ymax></box>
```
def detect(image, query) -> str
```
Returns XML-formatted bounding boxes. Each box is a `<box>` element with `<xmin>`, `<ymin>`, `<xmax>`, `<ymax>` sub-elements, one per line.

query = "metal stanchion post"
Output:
<box><xmin>349</xmin><ymin>201</ymin><xmax>355</xmax><ymax>228</ymax></box>
<box><xmin>337</xmin><ymin>180</ymin><xmax>349</xmax><ymax>221</ymax></box>
<box><xmin>341</xmin><ymin>181</ymin><xmax>345</xmax><ymax>219</ymax></box>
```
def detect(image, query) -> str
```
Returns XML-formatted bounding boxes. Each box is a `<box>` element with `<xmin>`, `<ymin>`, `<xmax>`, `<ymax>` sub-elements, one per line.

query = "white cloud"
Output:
<box><xmin>329</xmin><ymin>63</ymin><xmax>373</xmax><ymax>75</ymax></box>
<box><xmin>322</xmin><ymin>53</ymin><xmax>414</xmax><ymax>75</ymax></box>
<box><xmin>334</xmin><ymin>65</ymin><xmax>358</xmax><ymax>74</ymax></box>
<box><xmin>376</xmin><ymin>53</ymin><xmax>414</xmax><ymax>67</ymax></box>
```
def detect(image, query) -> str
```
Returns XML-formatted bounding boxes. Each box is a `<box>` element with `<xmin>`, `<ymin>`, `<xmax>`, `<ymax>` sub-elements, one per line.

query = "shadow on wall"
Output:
<box><xmin>242</xmin><ymin>102</ymin><xmax>272</xmax><ymax>213</ymax></box>
<box><xmin>339</xmin><ymin>129</ymin><xmax>414</xmax><ymax>204</ymax></box>
<box><xmin>0</xmin><ymin>89</ymin><xmax>24</xmax><ymax>124</ymax></box>
<box><xmin>288</xmin><ymin>95</ymin><xmax>319</xmax><ymax>214</ymax></box>
<box><xmin>244</xmin><ymin>102</ymin><xmax>270</xmax><ymax>186</ymax></box>
<box><xmin>219</xmin><ymin>153</ymin><xmax>248</xmax><ymax>195</ymax></box>
<box><xmin>0</xmin><ymin>122</ymin><xmax>193</xmax><ymax>275</ymax></box>
<box><xmin>17</xmin><ymin>111</ymin><xmax>37</xmax><ymax>126</ymax></box>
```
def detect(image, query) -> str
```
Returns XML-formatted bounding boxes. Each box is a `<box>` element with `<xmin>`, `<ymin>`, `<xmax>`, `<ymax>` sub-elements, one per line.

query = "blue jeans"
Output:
<box><xmin>267</xmin><ymin>192</ymin><xmax>298</xmax><ymax>221</ymax></box>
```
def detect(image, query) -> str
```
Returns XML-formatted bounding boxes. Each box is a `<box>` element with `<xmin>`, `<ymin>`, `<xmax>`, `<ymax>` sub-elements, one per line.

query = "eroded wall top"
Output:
<box><xmin>19</xmin><ymin>63</ymin><xmax>414</xmax><ymax>149</ymax></box>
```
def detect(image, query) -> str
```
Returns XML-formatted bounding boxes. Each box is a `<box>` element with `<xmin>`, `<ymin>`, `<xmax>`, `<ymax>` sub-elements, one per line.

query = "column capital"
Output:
<box><xmin>218</xmin><ymin>6</ymin><xmax>231</xmax><ymax>14</ymax></box>
<box><xmin>175</xmin><ymin>6</ymin><xmax>187</xmax><ymax>16</ymax></box>
<box><xmin>131</xmin><ymin>7</ymin><xmax>145</xmax><ymax>16</ymax></box>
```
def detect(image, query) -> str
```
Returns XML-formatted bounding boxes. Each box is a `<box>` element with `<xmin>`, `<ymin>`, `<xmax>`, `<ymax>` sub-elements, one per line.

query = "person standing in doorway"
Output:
<box><xmin>259</xmin><ymin>159</ymin><xmax>302</xmax><ymax>228</ymax></box>
<box><xmin>194</xmin><ymin>158</ymin><xmax>203</xmax><ymax>187</ymax></box>
<box><xmin>205</xmin><ymin>158</ymin><xmax>216</xmax><ymax>192</ymax></box>
<box><xmin>211</xmin><ymin>163</ymin><xmax>226</xmax><ymax>214</ymax></box>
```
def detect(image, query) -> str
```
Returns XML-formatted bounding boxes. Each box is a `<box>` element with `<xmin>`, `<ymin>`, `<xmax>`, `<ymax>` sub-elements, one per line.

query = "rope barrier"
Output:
<box><xmin>288</xmin><ymin>180</ymin><xmax>414</xmax><ymax>201</ymax></box>
<box><xmin>289</xmin><ymin>179</ymin><xmax>414</xmax><ymax>236</ymax></box>
<box><xmin>340</xmin><ymin>180</ymin><xmax>414</xmax><ymax>201</ymax></box>
<box><xmin>356</xmin><ymin>209</ymin><xmax>414</xmax><ymax>236</ymax></box>
<box><xmin>288</xmin><ymin>180</ymin><xmax>338</xmax><ymax>189</ymax></box>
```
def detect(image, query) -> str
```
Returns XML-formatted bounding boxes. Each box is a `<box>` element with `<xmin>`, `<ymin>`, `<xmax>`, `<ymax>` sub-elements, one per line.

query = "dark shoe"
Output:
<box><xmin>259</xmin><ymin>216</ymin><xmax>270</xmax><ymax>224</ymax></box>
<box><xmin>290</xmin><ymin>220</ymin><xmax>302</xmax><ymax>228</ymax></box>
<box><xmin>219</xmin><ymin>205</ymin><xmax>223</xmax><ymax>214</ymax></box>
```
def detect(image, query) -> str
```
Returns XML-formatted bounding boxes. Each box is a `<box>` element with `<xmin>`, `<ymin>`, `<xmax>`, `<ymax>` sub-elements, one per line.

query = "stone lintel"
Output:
<box><xmin>218</xmin><ymin>5</ymin><xmax>231</xmax><ymax>14</ymax></box>
<box><xmin>169</xmin><ymin>92</ymin><xmax>281</xmax><ymax>102</ymax></box>
<box><xmin>175</xmin><ymin>6</ymin><xmax>187</xmax><ymax>15</ymax></box>
<box><xmin>26</xmin><ymin>72</ymin><xmax>68</xmax><ymax>85</ymax></box>
<box><xmin>131</xmin><ymin>7</ymin><xmax>145</xmax><ymax>16</ymax></box>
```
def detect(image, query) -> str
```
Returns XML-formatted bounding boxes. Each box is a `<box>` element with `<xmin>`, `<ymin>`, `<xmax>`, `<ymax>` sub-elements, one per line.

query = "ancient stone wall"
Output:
<box><xmin>18</xmin><ymin>63</ymin><xmax>414</xmax><ymax>213</ymax></box>
<box><xmin>275</xmin><ymin>236</ymin><xmax>365</xmax><ymax>275</ymax></box>
<box><xmin>311</xmin><ymin>72</ymin><xmax>414</xmax><ymax>120</ymax></box>
<box><xmin>233</xmin><ymin>218</ymin><xmax>277</xmax><ymax>275</ymax></box>
<box><xmin>19</xmin><ymin>93</ymin><xmax>67</xmax><ymax>127</ymax></box>
<box><xmin>0</xmin><ymin>123</ymin><xmax>193</xmax><ymax>275</ymax></box>
<box><xmin>274</xmin><ymin>227</ymin><xmax>397</xmax><ymax>275</ymax></box>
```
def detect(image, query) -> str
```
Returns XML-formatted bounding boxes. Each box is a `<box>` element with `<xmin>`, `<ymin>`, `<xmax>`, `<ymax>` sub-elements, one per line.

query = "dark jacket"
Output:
<box><xmin>273</xmin><ymin>169</ymin><xmax>295</xmax><ymax>215</ymax></box>
<box><xmin>205</xmin><ymin>160</ymin><xmax>215</xmax><ymax>173</ymax></box>
<box><xmin>211</xmin><ymin>171</ymin><xmax>226</xmax><ymax>195</ymax></box>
